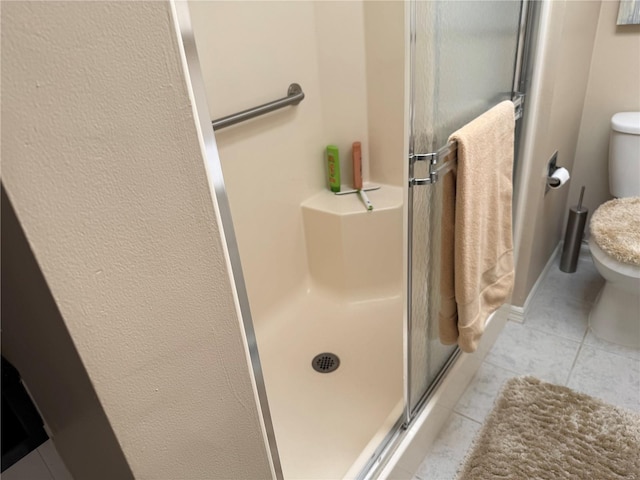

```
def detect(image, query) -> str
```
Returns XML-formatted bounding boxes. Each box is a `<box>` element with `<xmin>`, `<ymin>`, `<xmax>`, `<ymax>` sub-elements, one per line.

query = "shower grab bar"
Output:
<box><xmin>410</xmin><ymin>94</ymin><xmax>524</xmax><ymax>186</ymax></box>
<box><xmin>211</xmin><ymin>83</ymin><xmax>305</xmax><ymax>131</ymax></box>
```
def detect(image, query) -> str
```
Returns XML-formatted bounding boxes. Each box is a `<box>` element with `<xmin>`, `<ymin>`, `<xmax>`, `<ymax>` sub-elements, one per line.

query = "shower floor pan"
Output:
<box><xmin>256</xmin><ymin>286</ymin><xmax>403</xmax><ymax>479</ymax></box>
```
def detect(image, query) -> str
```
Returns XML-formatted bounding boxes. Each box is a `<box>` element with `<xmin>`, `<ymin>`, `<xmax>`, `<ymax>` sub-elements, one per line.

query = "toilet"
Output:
<box><xmin>588</xmin><ymin>112</ymin><xmax>640</xmax><ymax>348</ymax></box>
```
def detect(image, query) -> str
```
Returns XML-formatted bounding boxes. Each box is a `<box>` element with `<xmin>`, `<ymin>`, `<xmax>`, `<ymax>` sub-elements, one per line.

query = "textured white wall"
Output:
<box><xmin>2</xmin><ymin>2</ymin><xmax>273</xmax><ymax>478</ymax></box>
<box><xmin>2</xmin><ymin>188</ymin><xmax>135</xmax><ymax>480</ymax></box>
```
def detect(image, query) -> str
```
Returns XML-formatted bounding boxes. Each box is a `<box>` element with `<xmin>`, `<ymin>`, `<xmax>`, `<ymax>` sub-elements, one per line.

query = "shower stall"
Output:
<box><xmin>181</xmin><ymin>0</ymin><xmax>532</xmax><ymax>477</ymax></box>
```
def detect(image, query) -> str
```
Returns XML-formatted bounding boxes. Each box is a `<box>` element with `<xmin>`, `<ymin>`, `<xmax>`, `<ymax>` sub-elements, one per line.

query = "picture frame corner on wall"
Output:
<box><xmin>616</xmin><ymin>0</ymin><xmax>640</xmax><ymax>26</ymax></box>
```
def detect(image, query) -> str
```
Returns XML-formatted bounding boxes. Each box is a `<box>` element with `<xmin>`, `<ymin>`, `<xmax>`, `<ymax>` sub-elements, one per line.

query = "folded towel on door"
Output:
<box><xmin>439</xmin><ymin>100</ymin><xmax>515</xmax><ymax>353</ymax></box>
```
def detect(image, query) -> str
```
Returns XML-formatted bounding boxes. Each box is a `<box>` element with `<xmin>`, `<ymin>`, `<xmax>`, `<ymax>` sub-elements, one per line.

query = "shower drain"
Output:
<box><xmin>311</xmin><ymin>353</ymin><xmax>340</xmax><ymax>373</ymax></box>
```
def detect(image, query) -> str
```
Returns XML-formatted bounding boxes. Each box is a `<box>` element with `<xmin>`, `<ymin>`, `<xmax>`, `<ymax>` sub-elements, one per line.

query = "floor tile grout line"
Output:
<box><xmin>451</xmin><ymin>361</ymin><xmax>520</xmax><ymax>421</ymax></box>
<box><xmin>518</xmin><ymin>320</ymin><xmax>587</xmax><ymax>345</ymax></box>
<box><xmin>37</xmin><ymin>448</ymin><xmax>57</xmax><ymax>480</ymax></box>
<box><xmin>582</xmin><ymin>335</ymin><xmax>640</xmax><ymax>362</ymax></box>
<box><xmin>411</xmin><ymin>411</ymin><xmax>482</xmax><ymax>480</ymax></box>
<box><xmin>481</xmin><ymin>359</ymin><xmax>521</xmax><ymax>377</ymax></box>
<box><xmin>565</xmin><ymin>328</ymin><xmax>590</xmax><ymax>386</ymax></box>
<box><xmin>450</xmin><ymin>410</ymin><xmax>485</xmax><ymax>426</ymax></box>
<box><xmin>484</xmin><ymin>318</ymin><xmax>586</xmax><ymax>385</ymax></box>
<box><xmin>520</xmin><ymin>263</ymin><xmax>593</xmax><ymax>346</ymax></box>
<box><xmin>503</xmin><ymin>318</ymin><xmax>584</xmax><ymax>352</ymax></box>
<box><xmin>543</xmin><ymin>246</ymin><xmax>639</xmax><ymax>362</ymax></box>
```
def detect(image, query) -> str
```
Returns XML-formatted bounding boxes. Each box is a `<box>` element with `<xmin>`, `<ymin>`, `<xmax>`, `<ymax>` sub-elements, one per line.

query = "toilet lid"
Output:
<box><xmin>590</xmin><ymin>197</ymin><xmax>640</xmax><ymax>267</ymax></box>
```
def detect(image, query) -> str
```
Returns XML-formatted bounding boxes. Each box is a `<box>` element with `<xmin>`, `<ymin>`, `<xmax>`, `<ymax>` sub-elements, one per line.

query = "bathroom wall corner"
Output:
<box><xmin>513</xmin><ymin>0</ymin><xmax>601</xmax><ymax>307</ymax></box>
<box><xmin>363</xmin><ymin>0</ymin><xmax>406</xmax><ymax>187</ymax></box>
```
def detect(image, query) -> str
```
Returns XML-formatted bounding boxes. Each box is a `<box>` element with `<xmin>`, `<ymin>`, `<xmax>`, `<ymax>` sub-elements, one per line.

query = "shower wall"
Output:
<box><xmin>189</xmin><ymin>5</ymin><xmax>407</xmax><ymax>476</ymax></box>
<box><xmin>189</xmin><ymin>1</ymin><xmax>405</xmax><ymax>322</ymax></box>
<box><xmin>364</xmin><ymin>2</ymin><xmax>407</xmax><ymax>187</ymax></box>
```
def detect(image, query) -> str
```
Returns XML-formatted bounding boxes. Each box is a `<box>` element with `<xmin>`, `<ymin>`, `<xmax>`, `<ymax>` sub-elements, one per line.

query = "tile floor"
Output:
<box><xmin>2</xmin><ymin>439</ymin><xmax>72</xmax><ymax>480</ymax></box>
<box><xmin>411</xmin><ymin>244</ymin><xmax>640</xmax><ymax>480</ymax></box>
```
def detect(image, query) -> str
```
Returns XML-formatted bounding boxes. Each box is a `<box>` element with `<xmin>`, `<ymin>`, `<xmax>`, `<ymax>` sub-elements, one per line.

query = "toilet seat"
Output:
<box><xmin>590</xmin><ymin>197</ymin><xmax>640</xmax><ymax>267</ymax></box>
<box><xmin>589</xmin><ymin>239</ymin><xmax>640</xmax><ymax>280</ymax></box>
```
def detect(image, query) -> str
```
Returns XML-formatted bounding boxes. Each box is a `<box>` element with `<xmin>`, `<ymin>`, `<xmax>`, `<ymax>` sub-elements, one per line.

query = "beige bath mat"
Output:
<box><xmin>457</xmin><ymin>376</ymin><xmax>640</xmax><ymax>480</ymax></box>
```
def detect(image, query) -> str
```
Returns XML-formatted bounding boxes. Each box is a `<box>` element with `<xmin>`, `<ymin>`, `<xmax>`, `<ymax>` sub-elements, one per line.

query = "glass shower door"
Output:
<box><xmin>406</xmin><ymin>0</ymin><xmax>524</xmax><ymax>421</ymax></box>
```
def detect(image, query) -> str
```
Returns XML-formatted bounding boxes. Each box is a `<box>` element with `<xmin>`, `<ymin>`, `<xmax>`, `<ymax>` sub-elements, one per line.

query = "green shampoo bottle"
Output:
<box><xmin>326</xmin><ymin>145</ymin><xmax>341</xmax><ymax>192</ymax></box>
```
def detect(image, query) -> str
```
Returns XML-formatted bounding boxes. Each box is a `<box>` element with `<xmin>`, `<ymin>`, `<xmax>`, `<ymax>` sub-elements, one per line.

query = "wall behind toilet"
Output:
<box><xmin>569</xmin><ymin>1</ymin><xmax>640</xmax><ymax>228</ymax></box>
<box><xmin>512</xmin><ymin>0</ymin><xmax>601</xmax><ymax>306</ymax></box>
<box><xmin>513</xmin><ymin>0</ymin><xmax>640</xmax><ymax>307</ymax></box>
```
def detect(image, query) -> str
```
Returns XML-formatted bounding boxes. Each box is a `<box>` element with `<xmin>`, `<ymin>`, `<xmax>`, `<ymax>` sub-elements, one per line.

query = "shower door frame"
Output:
<box><xmin>355</xmin><ymin>1</ymin><xmax>535</xmax><ymax>478</ymax></box>
<box><xmin>172</xmin><ymin>3</ymin><xmax>284</xmax><ymax>479</ymax></box>
<box><xmin>404</xmin><ymin>0</ymin><xmax>533</xmax><ymax>426</ymax></box>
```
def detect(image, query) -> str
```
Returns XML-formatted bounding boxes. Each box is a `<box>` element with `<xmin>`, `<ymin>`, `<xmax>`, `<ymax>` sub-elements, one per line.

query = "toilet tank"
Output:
<box><xmin>609</xmin><ymin>112</ymin><xmax>640</xmax><ymax>198</ymax></box>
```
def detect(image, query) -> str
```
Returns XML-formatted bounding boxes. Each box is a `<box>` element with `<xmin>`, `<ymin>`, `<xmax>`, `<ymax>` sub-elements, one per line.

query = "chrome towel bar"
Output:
<box><xmin>410</xmin><ymin>94</ymin><xmax>524</xmax><ymax>186</ymax></box>
<box><xmin>212</xmin><ymin>83</ymin><xmax>305</xmax><ymax>131</ymax></box>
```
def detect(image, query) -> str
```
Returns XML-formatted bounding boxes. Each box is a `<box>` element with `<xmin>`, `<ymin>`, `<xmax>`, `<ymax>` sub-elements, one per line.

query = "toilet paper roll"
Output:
<box><xmin>548</xmin><ymin>167</ymin><xmax>570</xmax><ymax>189</ymax></box>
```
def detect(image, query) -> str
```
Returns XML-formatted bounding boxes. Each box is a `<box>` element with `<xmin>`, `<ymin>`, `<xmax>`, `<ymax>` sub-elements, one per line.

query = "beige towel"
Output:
<box><xmin>439</xmin><ymin>100</ymin><xmax>515</xmax><ymax>353</ymax></box>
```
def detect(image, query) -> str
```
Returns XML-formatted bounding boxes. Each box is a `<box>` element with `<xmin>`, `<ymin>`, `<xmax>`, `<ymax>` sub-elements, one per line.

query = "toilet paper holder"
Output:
<box><xmin>546</xmin><ymin>151</ymin><xmax>570</xmax><ymax>192</ymax></box>
<box><xmin>548</xmin><ymin>170</ymin><xmax>563</xmax><ymax>187</ymax></box>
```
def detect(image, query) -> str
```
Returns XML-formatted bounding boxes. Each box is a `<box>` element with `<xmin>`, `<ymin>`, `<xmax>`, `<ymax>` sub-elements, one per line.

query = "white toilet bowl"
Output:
<box><xmin>589</xmin><ymin>238</ymin><xmax>640</xmax><ymax>348</ymax></box>
<box><xmin>588</xmin><ymin>113</ymin><xmax>640</xmax><ymax>347</ymax></box>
